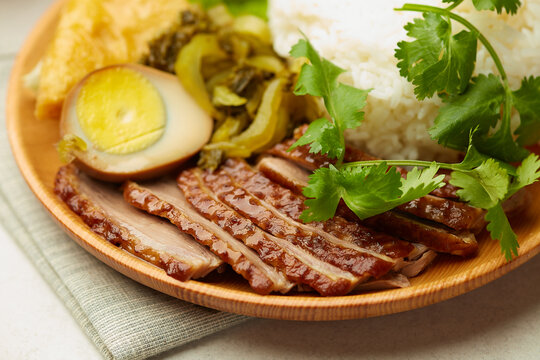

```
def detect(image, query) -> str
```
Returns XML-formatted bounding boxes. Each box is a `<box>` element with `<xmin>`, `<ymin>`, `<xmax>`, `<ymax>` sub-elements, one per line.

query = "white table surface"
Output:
<box><xmin>2</xmin><ymin>2</ymin><xmax>540</xmax><ymax>359</ymax></box>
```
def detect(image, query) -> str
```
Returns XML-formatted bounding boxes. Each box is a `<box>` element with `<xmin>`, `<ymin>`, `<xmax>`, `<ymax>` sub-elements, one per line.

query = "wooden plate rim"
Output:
<box><xmin>5</xmin><ymin>0</ymin><xmax>540</xmax><ymax>321</ymax></box>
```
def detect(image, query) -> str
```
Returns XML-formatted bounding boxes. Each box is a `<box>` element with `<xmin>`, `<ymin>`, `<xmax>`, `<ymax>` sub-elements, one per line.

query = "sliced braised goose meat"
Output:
<box><xmin>223</xmin><ymin>158</ymin><xmax>414</xmax><ymax>260</ymax></box>
<box><xmin>396</xmin><ymin>195</ymin><xmax>486</xmax><ymax>233</ymax></box>
<box><xmin>396</xmin><ymin>250</ymin><xmax>438</xmax><ymax>278</ymax></box>
<box><xmin>430</xmin><ymin>170</ymin><xmax>460</xmax><ymax>199</ymax></box>
<box><xmin>266</xmin><ymin>141</ymin><xmax>484</xmax><ymax>232</ymax></box>
<box><xmin>266</xmin><ymin>137</ymin><xmax>331</xmax><ymax>171</ymax></box>
<box><xmin>258</xmin><ymin>156</ymin><xmax>310</xmax><ymax>195</ymax></box>
<box><xmin>200</xmin><ymin>167</ymin><xmax>396</xmax><ymax>282</ymax></box>
<box><xmin>177</xmin><ymin>170</ymin><xmax>360</xmax><ymax>296</ymax></box>
<box><xmin>123</xmin><ymin>179</ymin><xmax>293</xmax><ymax>295</ymax></box>
<box><xmin>54</xmin><ymin>165</ymin><xmax>222</xmax><ymax>282</ymax></box>
<box><xmin>258</xmin><ymin>157</ymin><xmax>478</xmax><ymax>257</ymax></box>
<box><xmin>364</xmin><ymin>212</ymin><xmax>478</xmax><ymax>257</ymax></box>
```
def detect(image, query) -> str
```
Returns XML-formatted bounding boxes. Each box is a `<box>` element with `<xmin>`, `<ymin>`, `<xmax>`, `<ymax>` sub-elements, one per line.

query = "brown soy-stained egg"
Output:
<box><xmin>60</xmin><ymin>64</ymin><xmax>213</xmax><ymax>182</ymax></box>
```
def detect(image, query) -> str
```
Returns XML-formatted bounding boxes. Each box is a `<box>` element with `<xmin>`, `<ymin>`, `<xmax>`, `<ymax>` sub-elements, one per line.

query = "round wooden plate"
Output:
<box><xmin>6</xmin><ymin>1</ymin><xmax>540</xmax><ymax>321</ymax></box>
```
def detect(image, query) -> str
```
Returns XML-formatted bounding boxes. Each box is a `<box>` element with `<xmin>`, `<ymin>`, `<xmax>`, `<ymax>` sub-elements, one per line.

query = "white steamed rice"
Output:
<box><xmin>268</xmin><ymin>0</ymin><xmax>540</xmax><ymax>161</ymax></box>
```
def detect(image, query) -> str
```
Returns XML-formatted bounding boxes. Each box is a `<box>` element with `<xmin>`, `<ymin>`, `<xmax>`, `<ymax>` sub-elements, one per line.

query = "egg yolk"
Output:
<box><xmin>76</xmin><ymin>67</ymin><xmax>166</xmax><ymax>155</ymax></box>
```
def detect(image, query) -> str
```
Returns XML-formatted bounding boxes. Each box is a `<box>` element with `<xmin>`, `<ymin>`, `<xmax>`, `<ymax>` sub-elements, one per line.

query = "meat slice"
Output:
<box><xmin>258</xmin><ymin>157</ymin><xmax>478</xmax><ymax>257</ymax></box>
<box><xmin>364</xmin><ymin>212</ymin><xmax>478</xmax><ymax>257</ymax></box>
<box><xmin>223</xmin><ymin>158</ymin><xmax>414</xmax><ymax>260</ymax></box>
<box><xmin>177</xmin><ymin>169</ymin><xmax>360</xmax><ymax>296</ymax></box>
<box><xmin>124</xmin><ymin>179</ymin><xmax>294</xmax><ymax>295</ymax></box>
<box><xmin>257</xmin><ymin>156</ymin><xmax>310</xmax><ymax>195</ymax></box>
<box><xmin>54</xmin><ymin>165</ymin><xmax>222</xmax><ymax>282</ymax></box>
<box><xmin>397</xmin><ymin>195</ymin><xmax>485</xmax><ymax>233</ymax></box>
<box><xmin>266</xmin><ymin>127</ymin><xmax>484</xmax><ymax>232</ymax></box>
<box><xmin>266</xmin><ymin>137</ymin><xmax>331</xmax><ymax>171</ymax></box>
<box><xmin>200</xmin><ymin>167</ymin><xmax>396</xmax><ymax>282</ymax></box>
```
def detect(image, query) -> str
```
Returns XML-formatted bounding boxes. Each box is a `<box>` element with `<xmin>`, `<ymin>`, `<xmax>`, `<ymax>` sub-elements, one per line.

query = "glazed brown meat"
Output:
<box><xmin>258</xmin><ymin>157</ymin><xmax>479</xmax><ymax>257</ymax></box>
<box><xmin>265</xmin><ymin>134</ymin><xmax>484</xmax><ymax>232</ymax></box>
<box><xmin>223</xmin><ymin>158</ymin><xmax>414</xmax><ymax>259</ymax></box>
<box><xmin>199</xmin><ymin>167</ymin><xmax>397</xmax><ymax>281</ymax></box>
<box><xmin>54</xmin><ymin>165</ymin><xmax>222</xmax><ymax>281</ymax></box>
<box><xmin>124</xmin><ymin>179</ymin><xmax>294</xmax><ymax>295</ymax></box>
<box><xmin>177</xmin><ymin>169</ymin><xmax>362</xmax><ymax>296</ymax></box>
<box><xmin>364</xmin><ymin>212</ymin><xmax>478</xmax><ymax>257</ymax></box>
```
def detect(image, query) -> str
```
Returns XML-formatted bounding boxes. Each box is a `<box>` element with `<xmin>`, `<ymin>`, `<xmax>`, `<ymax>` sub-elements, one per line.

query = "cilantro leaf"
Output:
<box><xmin>395</xmin><ymin>12</ymin><xmax>477</xmax><ymax>100</ymax></box>
<box><xmin>449</xmin><ymin>158</ymin><xmax>510</xmax><ymax>209</ymax></box>
<box><xmin>513</xmin><ymin>76</ymin><xmax>540</xmax><ymax>146</ymax></box>
<box><xmin>453</xmin><ymin>129</ymin><xmax>518</xmax><ymax>174</ymax></box>
<box><xmin>300</xmin><ymin>166</ymin><xmax>343</xmax><ymax>222</ymax></box>
<box><xmin>189</xmin><ymin>0</ymin><xmax>268</xmax><ymax>19</ymax></box>
<box><xmin>290</xmin><ymin>38</ymin><xmax>345</xmax><ymax>101</ymax></box>
<box><xmin>300</xmin><ymin>163</ymin><xmax>444</xmax><ymax>222</ymax></box>
<box><xmin>472</xmin><ymin>0</ymin><xmax>521</xmax><ymax>15</ymax></box>
<box><xmin>475</xmin><ymin>124</ymin><xmax>530</xmax><ymax>162</ymax></box>
<box><xmin>508</xmin><ymin>153</ymin><xmax>540</xmax><ymax>197</ymax></box>
<box><xmin>398</xmin><ymin>164</ymin><xmax>446</xmax><ymax>201</ymax></box>
<box><xmin>289</xmin><ymin>38</ymin><xmax>370</xmax><ymax>161</ymax></box>
<box><xmin>485</xmin><ymin>204</ymin><xmax>519</xmax><ymax>260</ymax></box>
<box><xmin>289</xmin><ymin>118</ymin><xmax>343</xmax><ymax>159</ymax></box>
<box><xmin>429</xmin><ymin>74</ymin><xmax>505</xmax><ymax>152</ymax></box>
<box><xmin>332</xmin><ymin>83</ymin><xmax>370</xmax><ymax>130</ymax></box>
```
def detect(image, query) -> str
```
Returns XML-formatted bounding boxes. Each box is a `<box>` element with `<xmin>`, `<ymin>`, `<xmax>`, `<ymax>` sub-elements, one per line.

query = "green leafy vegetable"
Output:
<box><xmin>513</xmin><ymin>76</ymin><xmax>540</xmax><ymax>146</ymax></box>
<box><xmin>289</xmin><ymin>38</ymin><xmax>447</xmax><ymax>223</ymax></box>
<box><xmin>291</xmin><ymin>118</ymin><xmax>343</xmax><ymax>159</ymax></box>
<box><xmin>508</xmin><ymin>154</ymin><xmax>540</xmax><ymax>197</ymax></box>
<box><xmin>189</xmin><ymin>0</ymin><xmax>267</xmax><ymax>19</ymax></box>
<box><xmin>390</xmin><ymin>0</ymin><xmax>540</xmax><ymax>258</ymax></box>
<box><xmin>289</xmin><ymin>1</ymin><xmax>540</xmax><ymax>260</ymax></box>
<box><xmin>395</xmin><ymin>2</ymin><xmax>536</xmax><ymax>164</ymax></box>
<box><xmin>485</xmin><ymin>204</ymin><xmax>519</xmax><ymax>260</ymax></box>
<box><xmin>449</xmin><ymin>159</ymin><xmax>510</xmax><ymax>209</ymax></box>
<box><xmin>289</xmin><ymin>38</ymin><xmax>370</xmax><ymax>162</ymax></box>
<box><xmin>472</xmin><ymin>0</ymin><xmax>521</xmax><ymax>14</ymax></box>
<box><xmin>396</xmin><ymin>12</ymin><xmax>477</xmax><ymax>99</ymax></box>
<box><xmin>301</xmin><ymin>164</ymin><xmax>444</xmax><ymax>222</ymax></box>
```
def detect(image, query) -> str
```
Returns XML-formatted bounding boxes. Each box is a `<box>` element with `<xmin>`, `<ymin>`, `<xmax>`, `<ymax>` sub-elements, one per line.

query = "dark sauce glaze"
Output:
<box><xmin>224</xmin><ymin>158</ymin><xmax>414</xmax><ymax>259</ymax></box>
<box><xmin>124</xmin><ymin>180</ymin><xmax>285</xmax><ymax>295</ymax></box>
<box><xmin>54</xmin><ymin>165</ymin><xmax>219</xmax><ymax>281</ymax></box>
<box><xmin>201</xmin><ymin>167</ymin><xmax>396</xmax><ymax>280</ymax></box>
<box><xmin>267</xmin><ymin>126</ymin><xmax>484</xmax><ymax>232</ymax></box>
<box><xmin>178</xmin><ymin>169</ymin><xmax>356</xmax><ymax>296</ymax></box>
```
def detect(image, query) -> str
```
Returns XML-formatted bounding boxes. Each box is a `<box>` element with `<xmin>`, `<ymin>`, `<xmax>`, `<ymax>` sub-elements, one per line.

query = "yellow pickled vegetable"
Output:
<box><xmin>232</xmin><ymin>15</ymin><xmax>271</xmax><ymax>45</ymax></box>
<box><xmin>245</xmin><ymin>55</ymin><xmax>285</xmax><ymax>74</ymax></box>
<box><xmin>226</xmin><ymin>78</ymin><xmax>284</xmax><ymax>156</ymax></box>
<box><xmin>213</xmin><ymin>85</ymin><xmax>247</xmax><ymax>107</ymax></box>
<box><xmin>175</xmin><ymin>34</ymin><xmax>227</xmax><ymax>116</ymax></box>
<box><xmin>210</xmin><ymin>117</ymin><xmax>245</xmax><ymax>143</ymax></box>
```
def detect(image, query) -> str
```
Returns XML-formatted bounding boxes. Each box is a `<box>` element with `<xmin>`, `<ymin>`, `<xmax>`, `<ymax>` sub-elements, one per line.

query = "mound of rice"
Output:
<box><xmin>269</xmin><ymin>0</ymin><xmax>540</xmax><ymax>161</ymax></box>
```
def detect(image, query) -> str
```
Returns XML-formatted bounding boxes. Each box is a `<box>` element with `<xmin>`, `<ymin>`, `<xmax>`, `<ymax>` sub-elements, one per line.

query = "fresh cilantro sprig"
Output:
<box><xmin>395</xmin><ymin>0</ymin><xmax>539</xmax><ymax>163</ymax></box>
<box><xmin>289</xmin><ymin>38</ymin><xmax>370</xmax><ymax>164</ymax></box>
<box><xmin>290</xmin><ymin>32</ymin><xmax>540</xmax><ymax>260</ymax></box>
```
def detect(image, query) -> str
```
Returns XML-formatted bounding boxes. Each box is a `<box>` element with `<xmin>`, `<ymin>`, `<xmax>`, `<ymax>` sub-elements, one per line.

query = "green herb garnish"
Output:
<box><xmin>291</xmin><ymin>0</ymin><xmax>540</xmax><ymax>260</ymax></box>
<box><xmin>190</xmin><ymin>0</ymin><xmax>268</xmax><ymax>20</ymax></box>
<box><xmin>395</xmin><ymin>0</ymin><xmax>540</xmax><ymax>162</ymax></box>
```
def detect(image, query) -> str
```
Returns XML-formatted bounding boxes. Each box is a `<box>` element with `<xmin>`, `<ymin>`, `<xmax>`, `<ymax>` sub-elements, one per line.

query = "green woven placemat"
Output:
<box><xmin>0</xmin><ymin>59</ymin><xmax>247</xmax><ymax>360</ymax></box>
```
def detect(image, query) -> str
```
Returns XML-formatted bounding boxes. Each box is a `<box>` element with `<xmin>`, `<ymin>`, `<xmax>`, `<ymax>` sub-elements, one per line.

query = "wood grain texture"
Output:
<box><xmin>6</xmin><ymin>0</ymin><xmax>540</xmax><ymax>321</ymax></box>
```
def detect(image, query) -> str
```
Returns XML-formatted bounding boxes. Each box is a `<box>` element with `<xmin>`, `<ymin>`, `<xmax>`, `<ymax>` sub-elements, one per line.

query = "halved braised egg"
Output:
<box><xmin>60</xmin><ymin>64</ymin><xmax>213</xmax><ymax>181</ymax></box>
